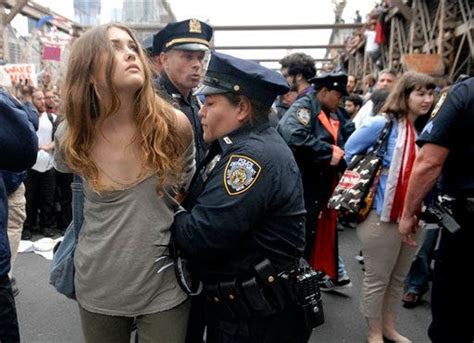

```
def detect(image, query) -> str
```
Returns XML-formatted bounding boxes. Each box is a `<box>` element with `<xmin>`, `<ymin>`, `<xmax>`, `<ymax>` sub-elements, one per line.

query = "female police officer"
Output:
<box><xmin>172</xmin><ymin>52</ymin><xmax>318</xmax><ymax>342</ymax></box>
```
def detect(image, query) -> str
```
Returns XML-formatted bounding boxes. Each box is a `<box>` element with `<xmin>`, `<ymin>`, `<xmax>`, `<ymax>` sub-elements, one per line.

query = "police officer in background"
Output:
<box><xmin>277</xmin><ymin>73</ymin><xmax>353</xmax><ymax>287</ymax></box>
<box><xmin>399</xmin><ymin>76</ymin><xmax>474</xmax><ymax>343</ymax></box>
<box><xmin>152</xmin><ymin>19</ymin><xmax>213</xmax><ymax>165</ymax></box>
<box><xmin>173</xmin><ymin>52</ymin><xmax>319</xmax><ymax>342</ymax></box>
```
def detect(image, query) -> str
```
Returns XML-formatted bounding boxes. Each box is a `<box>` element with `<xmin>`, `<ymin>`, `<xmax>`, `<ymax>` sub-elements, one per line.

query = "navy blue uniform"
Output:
<box><xmin>418</xmin><ymin>77</ymin><xmax>474</xmax><ymax>343</ymax></box>
<box><xmin>173</xmin><ymin>122</ymin><xmax>309</xmax><ymax>342</ymax></box>
<box><xmin>156</xmin><ymin>73</ymin><xmax>207</xmax><ymax>165</ymax></box>
<box><xmin>0</xmin><ymin>89</ymin><xmax>38</xmax><ymax>342</ymax></box>
<box><xmin>278</xmin><ymin>91</ymin><xmax>352</xmax><ymax>265</ymax></box>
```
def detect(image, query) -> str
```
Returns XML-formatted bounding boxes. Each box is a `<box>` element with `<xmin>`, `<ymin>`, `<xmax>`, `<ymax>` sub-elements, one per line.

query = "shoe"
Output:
<box><xmin>319</xmin><ymin>274</ymin><xmax>352</xmax><ymax>291</ymax></box>
<box><xmin>12</xmin><ymin>285</ymin><xmax>20</xmax><ymax>297</ymax></box>
<box><xmin>41</xmin><ymin>227</ymin><xmax>55</xmax><ymax>237</ymax></box>
<box><xmin>21</xmin><ymin>229</ymin><xmax>32</xmax><ymax>240</ymax></box>
<box><xmin>402</xmin><ymin>292</ymin><xmax>421</xmax><ymax>308</ymax></box>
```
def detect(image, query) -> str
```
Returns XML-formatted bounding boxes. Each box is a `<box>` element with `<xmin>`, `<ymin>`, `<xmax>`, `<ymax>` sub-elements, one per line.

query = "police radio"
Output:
<box><xmin>280</xmin><ymin>259</ymin><xmax>325</xmax><ymax>329</ymax></box>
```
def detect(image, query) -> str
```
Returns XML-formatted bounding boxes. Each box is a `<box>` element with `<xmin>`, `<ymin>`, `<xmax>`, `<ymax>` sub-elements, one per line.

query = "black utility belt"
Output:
<box><xmin>204</xmin><ymin>258</ymin><xmax>324</xmax><ymax>329</ymax></box>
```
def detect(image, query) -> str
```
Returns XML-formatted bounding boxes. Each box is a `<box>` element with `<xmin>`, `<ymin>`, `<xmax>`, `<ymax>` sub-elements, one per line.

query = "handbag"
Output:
<box><xmin>49</xmin><ymin>174</ymin><xmax>83</xmax><ymax>299</ymax></box>
<box><xmin>328</xmin><ymin>119</ymin><xmax>392</xmax><ymax>221</ymax></box>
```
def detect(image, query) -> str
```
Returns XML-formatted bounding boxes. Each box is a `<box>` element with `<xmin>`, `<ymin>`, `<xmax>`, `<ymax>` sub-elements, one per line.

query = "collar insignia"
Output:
<box><xmin>431</xmin><ymin>91</ymin><xmax>448</xmax><ymax>118</ymax></box>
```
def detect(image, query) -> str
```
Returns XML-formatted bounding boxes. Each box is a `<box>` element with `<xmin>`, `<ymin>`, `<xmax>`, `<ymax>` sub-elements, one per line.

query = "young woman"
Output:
<box><xmin>54</xmin><ymin>23</ymin><xmax>194</xmax><ymax>342</ymax></box>
<box><xmin>344</xmin><ymin>71</ymin><xmax>435</xmax><ymax>343</ymax></box>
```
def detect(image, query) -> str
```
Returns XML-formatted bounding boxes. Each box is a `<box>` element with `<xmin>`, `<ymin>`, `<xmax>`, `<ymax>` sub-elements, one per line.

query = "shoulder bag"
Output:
<box><xmin>49</xmin><ymin>174</ymin><xmax>83</xmax><ymax>299</ymax></box>
<box><xmin>328</xmin><ymin>119</ymin><xmax>392</xmax><ymax>221</ymax></box>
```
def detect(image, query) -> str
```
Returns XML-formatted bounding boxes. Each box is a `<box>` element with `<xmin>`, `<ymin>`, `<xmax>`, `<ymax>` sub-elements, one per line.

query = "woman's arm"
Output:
<box><xmin>175</xmin><ymin>110</ymin><xmax>195</xmax><ymax>201</ymax></box>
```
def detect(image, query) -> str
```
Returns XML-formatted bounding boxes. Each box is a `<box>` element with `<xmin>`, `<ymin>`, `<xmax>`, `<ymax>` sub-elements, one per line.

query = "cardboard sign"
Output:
<box><xmin>0</xmin><ymin>67</ymin><xmax>12</xmax><ymax>87</ymax></box>
<box><xmin>0</xmin><ymin>64</ymin><xmax>37</xmax><ymax>86</ymax></box>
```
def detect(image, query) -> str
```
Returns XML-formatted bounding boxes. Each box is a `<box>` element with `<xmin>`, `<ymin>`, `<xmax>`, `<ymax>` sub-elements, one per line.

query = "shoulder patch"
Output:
<box><xmin>431</xmin><ymin>91</ymin><xmax>448</xmax><ymax>118</ymax></box>
<box><xmin>295</xmin><ymin>107</ymin><xmax>311</xmax><ymax>126</ymax></box>
<box><xmin>224</xmin><ymin>154</ymin><xmax>261</xmax><ymax>195</ymax></box>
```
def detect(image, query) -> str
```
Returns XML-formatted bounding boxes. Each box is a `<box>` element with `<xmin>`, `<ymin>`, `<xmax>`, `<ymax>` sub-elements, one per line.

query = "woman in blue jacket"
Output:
<box><xmin>344</xmin><ymin>72</ymin><xmax>435</xmax><ymax>343</ymax></box>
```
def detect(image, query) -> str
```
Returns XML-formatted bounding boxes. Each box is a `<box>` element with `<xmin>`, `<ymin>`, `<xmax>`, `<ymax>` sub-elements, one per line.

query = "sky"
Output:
<box><xmin>13</xmin><ymin>0</ymin><xmax>376</xmax><ymax>69</ymax></box>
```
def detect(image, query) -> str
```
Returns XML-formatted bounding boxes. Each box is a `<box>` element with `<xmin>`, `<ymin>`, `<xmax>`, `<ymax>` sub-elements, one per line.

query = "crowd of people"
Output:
<box><xmin>1</xmin><ymin>13</ymin><xmax>473</xmax><ymax>343</ymax></box>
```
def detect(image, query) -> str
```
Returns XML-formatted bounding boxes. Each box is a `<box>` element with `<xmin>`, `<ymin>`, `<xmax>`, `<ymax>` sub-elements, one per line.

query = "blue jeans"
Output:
<box><xmin>338</xmin><ymin>256</ymin><xmax>348</xmax><ymax>280</ymax></box>
<box><xmin>404</xmin><ymin>226</ymin><xmax>439</xmax><ymax>295</ymax></box>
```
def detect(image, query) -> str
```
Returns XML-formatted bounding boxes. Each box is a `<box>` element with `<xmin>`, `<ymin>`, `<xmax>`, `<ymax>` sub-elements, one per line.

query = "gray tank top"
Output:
<box><xmin>75</xmin><ymin>176</ymin><xmax>188</xmax><ymax>316</ymax></box>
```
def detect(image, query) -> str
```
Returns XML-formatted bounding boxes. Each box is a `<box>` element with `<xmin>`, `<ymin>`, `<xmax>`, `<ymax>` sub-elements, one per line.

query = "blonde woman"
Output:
<box><xmin>54</xmin><ymin>23</ymin><xmax>194</xmax><ymax>342</ymax></box>
<box><xmin>345</xmin><ymin>71</ymin><xmax>436</xmax><ymax>343</ymax></box>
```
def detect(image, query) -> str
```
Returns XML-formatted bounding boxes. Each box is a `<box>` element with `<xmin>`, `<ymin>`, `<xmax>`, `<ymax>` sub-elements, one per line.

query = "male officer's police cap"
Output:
<box><xmin>309</xmin><ymin>72</ymin><xmax>349</xmax><ymax>96</ymax></box>
<box><xmin>152</xmin><ymin>19</ymin><xmax>213</xmax><ymax>55</ymax></box>
<box><xmin>195</xmin><ymin>51</ymin><xmax>289</xmax><ymax>108</ymax></box>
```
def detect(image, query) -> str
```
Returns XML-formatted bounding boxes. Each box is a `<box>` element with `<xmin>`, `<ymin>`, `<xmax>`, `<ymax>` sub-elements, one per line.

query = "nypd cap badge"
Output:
<box><xmin>224</xmin><ymin>155</ymin><xmax>261</xmax><ymax>195</ymax></box>
<box><xmin>296</xmin><ymin>107</ymin><xmax>311</xmax><ymax>126</ymax></box>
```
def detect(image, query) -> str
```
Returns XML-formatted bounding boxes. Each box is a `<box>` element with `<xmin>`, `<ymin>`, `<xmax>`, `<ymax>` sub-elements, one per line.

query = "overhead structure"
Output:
<box><xmin>332</xmin><ymin>0</ymin><xmax>473</xmax><ymax>82</ymax></box>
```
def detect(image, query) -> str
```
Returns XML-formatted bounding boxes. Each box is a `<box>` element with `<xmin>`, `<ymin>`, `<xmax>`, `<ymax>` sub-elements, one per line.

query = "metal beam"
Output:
<box><xmin>215</xmin><ymin>44</ymin><xmax>345</xmax><ymax>50</ymax></box>
<box><xmin>252</xmin><ymin>58</ymin><xmax>333</xmax><ymax>62</ymax></box>
<box><xmin>4</xmin><ymin>0</ymin><xmax>82</xmax><ymax>33</ymax></box>
<box><xmin>5</xmin><ymin>0</ymin><xmax>27</xmax><ymax>25</ymax></box>
<box><xmin>128</xmin><ymin>23</ymin><xmax>364</xmax><ymax>32</ymax></box>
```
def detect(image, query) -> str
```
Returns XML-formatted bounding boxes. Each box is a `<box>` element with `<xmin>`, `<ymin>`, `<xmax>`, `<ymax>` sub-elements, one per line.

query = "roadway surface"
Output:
<box><xmin>13</xmin><ymin>226</ymin><xmax>432</xmax><ymax>342</ymax></box>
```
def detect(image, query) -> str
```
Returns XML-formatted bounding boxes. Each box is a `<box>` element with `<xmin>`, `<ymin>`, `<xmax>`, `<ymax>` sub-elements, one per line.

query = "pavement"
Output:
<box><xmin>12</xmin><ymin>227</ymin><xmax>432</xmax><ymax>342</ymax></box>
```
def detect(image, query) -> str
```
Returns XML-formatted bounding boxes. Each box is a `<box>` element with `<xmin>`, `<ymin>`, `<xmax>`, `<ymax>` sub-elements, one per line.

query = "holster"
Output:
<box><xmin>204</xmin><ymin>284</ymin><xmax>235</xmax><ymax>319</ymax></box>
<box><xmin>219</xmin><ymin>280</ymin><xmax>253</xmax><ymax>318</ymax></box>
<box><xmin>241</xmin><ymin>277</ymin><xmax>276</xmax><ymax>316</ymax></box>
<box><xmin>254</xmin><ymin>259</ymin><xmax>288</xmax><ymax>309</ymax></box>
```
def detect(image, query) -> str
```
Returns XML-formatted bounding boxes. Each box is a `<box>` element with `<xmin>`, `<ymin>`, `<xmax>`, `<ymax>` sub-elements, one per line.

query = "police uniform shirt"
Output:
<box><xmin>277</xmin><ymin>91</ymin><xmax>351</xmax><ymax>210</ymax></box>
<box><xmin>156</xmin><ymin>73</ymin><xmax>207</xmax><ymax>165</ymax></box>
<box><xmin>418</xmin><ymin>78</ymin><xmax>474</xmax><ymax>195</ymax></box>
<box><xmin>172</xmin><ymin>122</ymin><xmax>306</xmax><ymax>283</ymax></box>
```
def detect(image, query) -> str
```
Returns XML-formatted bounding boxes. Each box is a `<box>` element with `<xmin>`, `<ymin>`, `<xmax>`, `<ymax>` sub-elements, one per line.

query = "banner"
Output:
<box><xmin>0</xmin><ymin>64</ymin><xmax>37</xmax><ymax>86</ymax></box>
<box><xmin>43</xmin><ymin>44</ymin><xmax>61</xmax><ymax>62</ymax></box>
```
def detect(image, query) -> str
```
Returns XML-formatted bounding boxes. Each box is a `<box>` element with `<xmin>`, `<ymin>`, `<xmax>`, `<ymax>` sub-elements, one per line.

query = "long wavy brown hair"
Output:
<box><xmin>61</xmin><ymin>23</ymin><xmax>185</xmax><ymax>192</ymax></box>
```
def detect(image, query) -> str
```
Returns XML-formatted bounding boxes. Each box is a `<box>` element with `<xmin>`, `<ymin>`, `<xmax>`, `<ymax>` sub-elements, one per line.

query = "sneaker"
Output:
<box><xmin>402</xmin><ymin>292</ymin><xmax>422</xmax><ymax>308</ymax></box>
<box><xmin>21</xmin><ymin>229</ymin><xmax>32</xmax><ymax>240</ymax></box>
<box><xmin>12</xmin><ymin>285</ymin><xmax>20</xmax><ymax>297</ymax></box>
<box><xmin>319</xmin><ymin>274</ymin><xmax>352</xmax><ymax>291</ymax></box>
<box><xmin>41</xmin><ymin>227</ymin><xmax>55</xmax><ymax>237</ymax></box>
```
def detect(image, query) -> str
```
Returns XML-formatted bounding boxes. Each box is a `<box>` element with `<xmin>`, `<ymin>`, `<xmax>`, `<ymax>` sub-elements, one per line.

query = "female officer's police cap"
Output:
<box><xmin>195</xmin><ymin>51</ymin><xmax>290</xmax><ymax>108</ymax></box>
<box><xmin>152</xmin><ymin>19</ymin><xmax>213</xmax><ymax>56</ymax></box>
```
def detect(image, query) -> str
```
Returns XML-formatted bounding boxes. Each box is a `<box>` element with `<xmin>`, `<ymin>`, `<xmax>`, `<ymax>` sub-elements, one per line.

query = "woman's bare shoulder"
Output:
<box><xmin>174</xmin><ymin>109</ymin><xmax>193</xmax><ymax>146</ymax></box>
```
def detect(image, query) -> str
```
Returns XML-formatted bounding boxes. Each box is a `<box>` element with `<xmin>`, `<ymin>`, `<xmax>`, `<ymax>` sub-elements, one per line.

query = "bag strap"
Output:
<box><xmin>71</xmin><ymin>174</ymin><xmax>84</xmax><ymax>239</ymax></box>
<box><xmin>372</xmin><ymin>118</ymin><xmax>393</xmax><ymax>157</ymax></box>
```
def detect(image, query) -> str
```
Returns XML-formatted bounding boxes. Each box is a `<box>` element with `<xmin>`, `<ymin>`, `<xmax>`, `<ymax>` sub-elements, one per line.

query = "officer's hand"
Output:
<box><xmin>330</xmin><ymin>145</ymin><xmax>344</xmax><ymax>166</ymax></box>
<box><xmin>399</xmin><ymin>214</ymin><xmax>418</xmax><ymax>247</ymax></box>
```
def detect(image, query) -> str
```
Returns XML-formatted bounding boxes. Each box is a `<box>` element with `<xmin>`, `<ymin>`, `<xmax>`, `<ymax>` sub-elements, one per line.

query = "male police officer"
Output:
<box><xmin>278</xmin><ymin>73</ymin><xmax>353</xmax><ymax>287</ymax></box>
<box><xmin>173</xmin><ymin>52</ymin><xmax>318</xmax><ymax>342</ymax></box>
<box><xmin>153</xmin><ymin>19</ymin><xmax>213</xmax><ymax>165</ymax></box>
<box><xmin>399</xmin><ymin>77</ymin><xmax>474</xmax><ymax>343</ymax></box>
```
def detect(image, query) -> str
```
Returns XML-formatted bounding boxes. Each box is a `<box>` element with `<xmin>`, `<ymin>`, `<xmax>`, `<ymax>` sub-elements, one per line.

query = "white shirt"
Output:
<box><xmin>352</xmin><ymin>100</ymin><xmax>374</xmax><ymax>129</ymax></box>
<box><xmin>32</xmin><ymin>112</ymin><xmax>56</xmax><ymax>172</ymax></box>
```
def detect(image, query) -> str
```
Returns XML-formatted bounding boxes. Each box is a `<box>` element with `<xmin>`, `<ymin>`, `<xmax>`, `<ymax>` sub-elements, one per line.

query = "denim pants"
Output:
<box><xmin>404</xmin><ymin>226</ymin><xmax>439</xmax><ymax>295</ymax></box>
